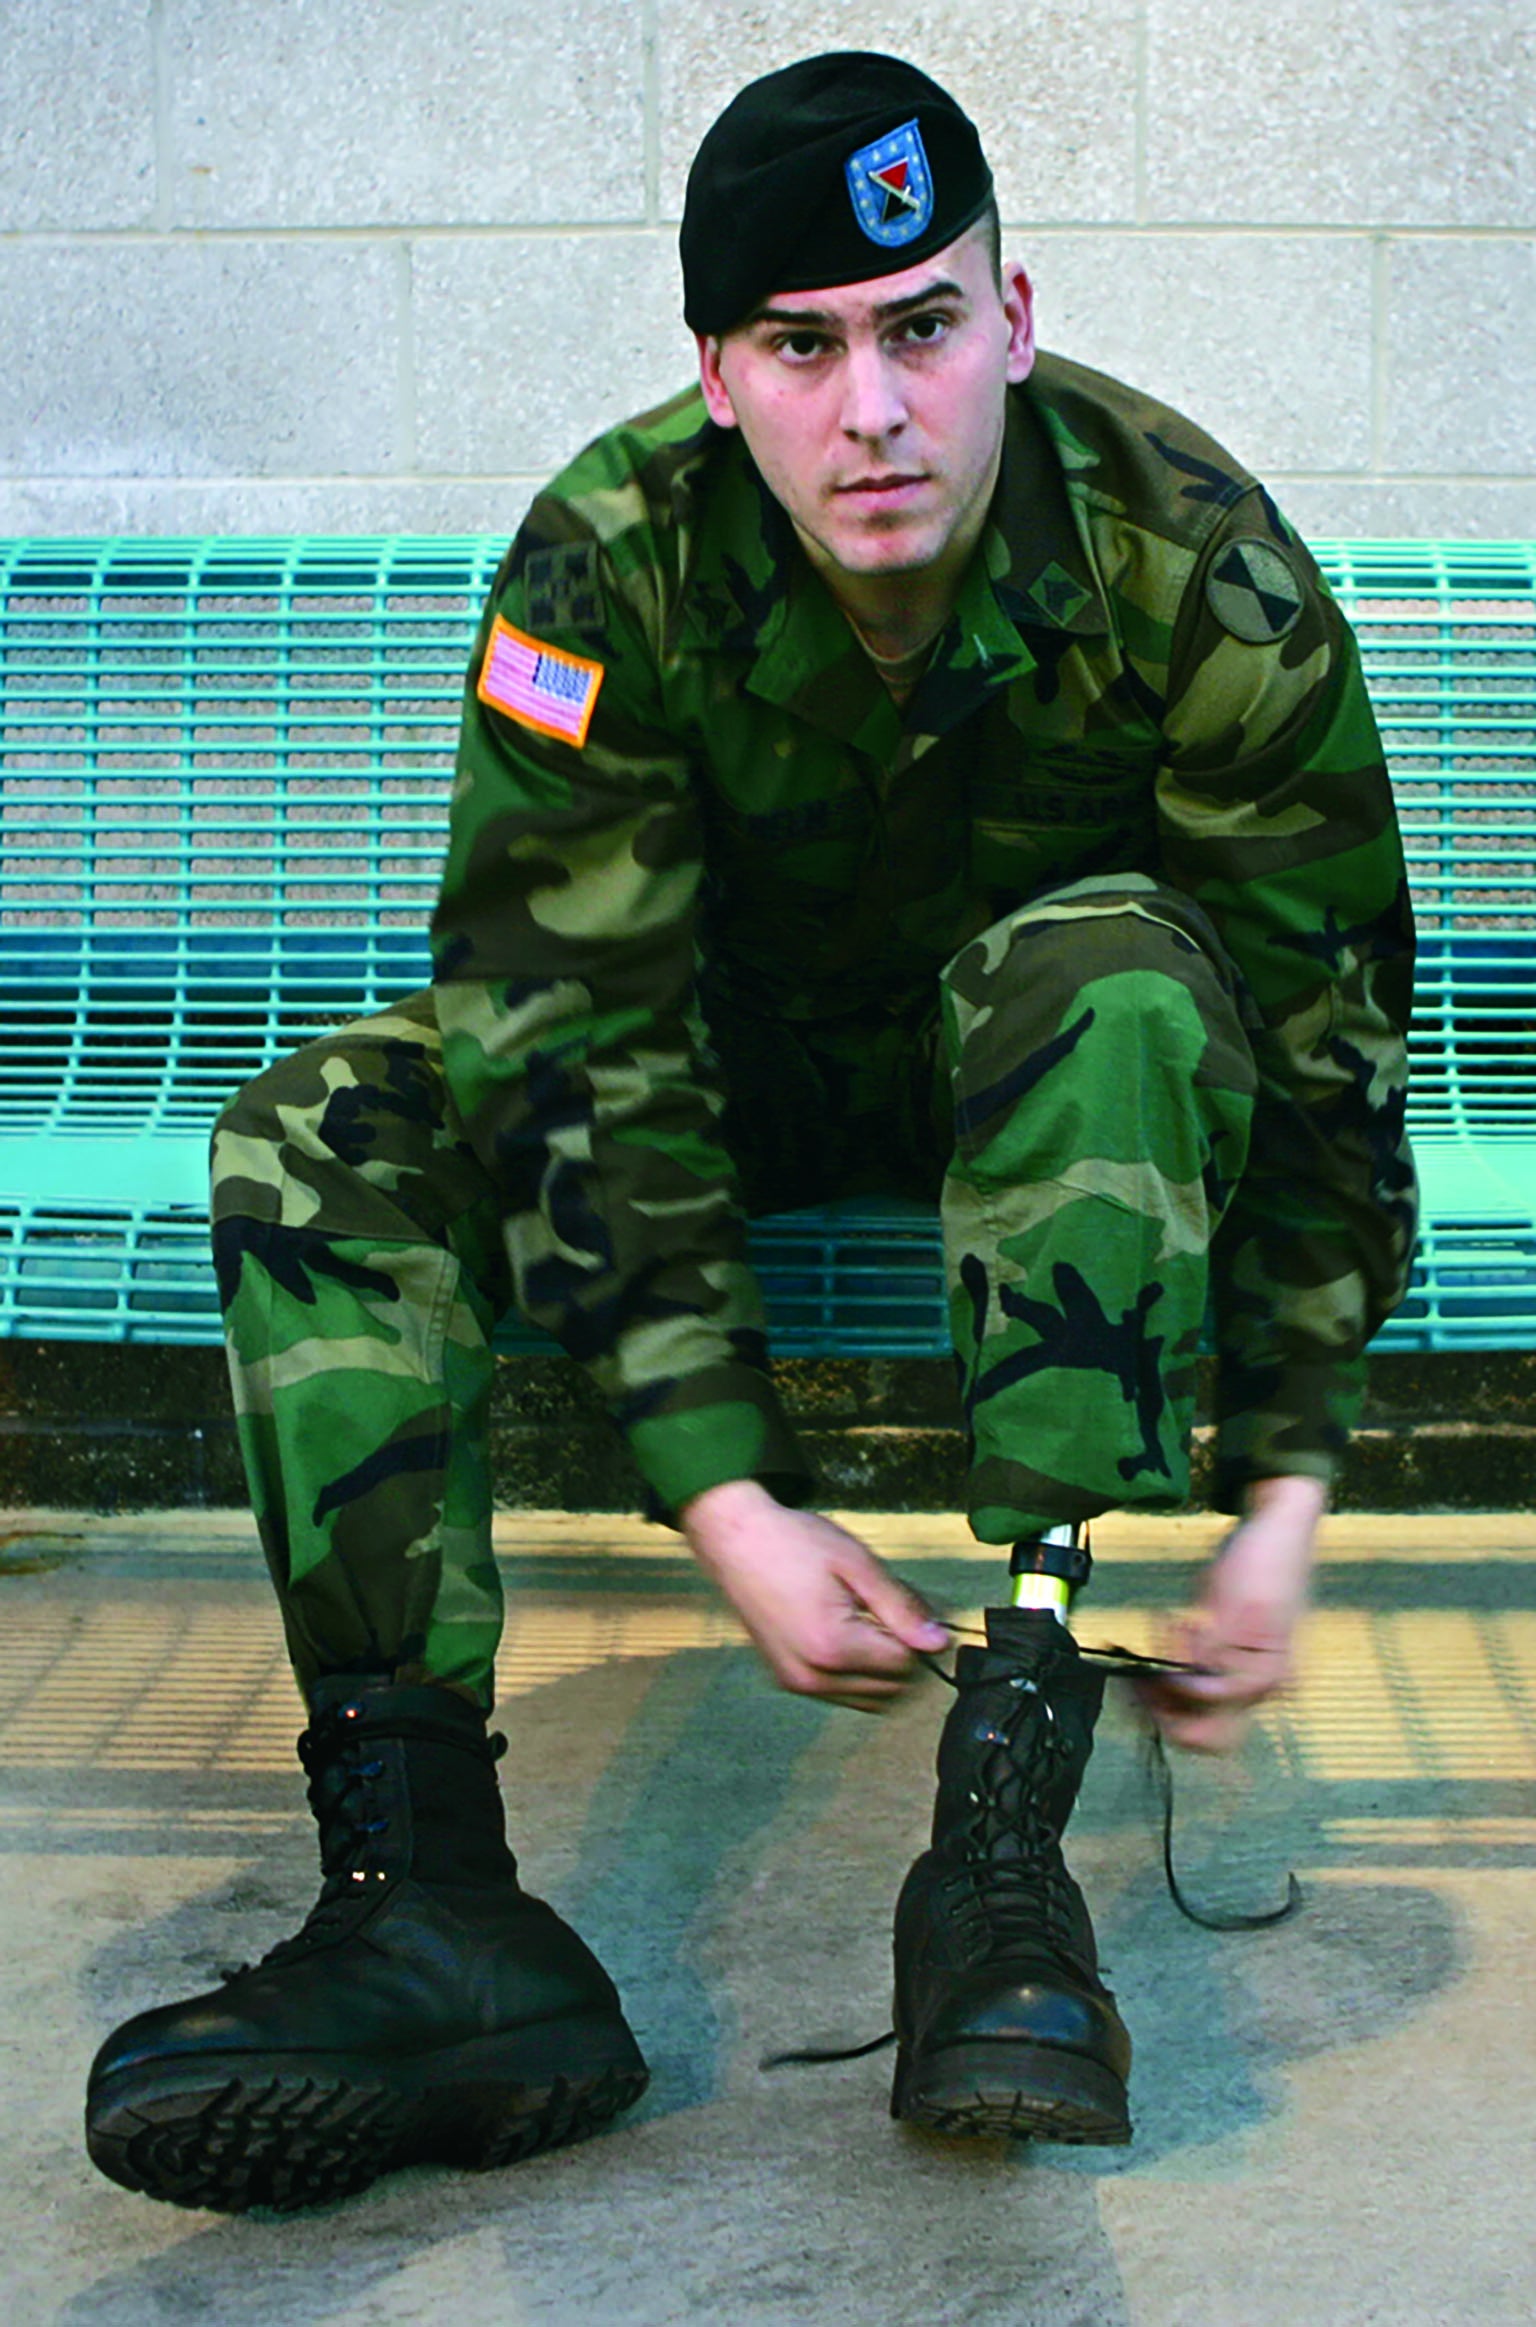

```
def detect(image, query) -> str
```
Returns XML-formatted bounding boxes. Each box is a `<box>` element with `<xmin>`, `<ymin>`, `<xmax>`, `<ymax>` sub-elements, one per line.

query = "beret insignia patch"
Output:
<box><xmin>1205</xmin><ymin>538</ymin><xmax>1305</xmax><ymax>644</ymax></box>
<box><xmin>845</xmin><ymin>118</ymin><xmax>934</xmax><ymax>248</ymax></box>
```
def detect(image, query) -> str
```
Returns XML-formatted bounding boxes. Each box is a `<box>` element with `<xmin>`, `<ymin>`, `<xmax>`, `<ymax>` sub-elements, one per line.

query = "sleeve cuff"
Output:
<box><xmin>620</xmin><ymin>1362</ymin><xmax>815</xmax><ymax>1525</ymax></box>
<box><xmin>1211</xmin><ymin>1353</ymin><xmax>1365</xmax><ymax>1512</ymax></box>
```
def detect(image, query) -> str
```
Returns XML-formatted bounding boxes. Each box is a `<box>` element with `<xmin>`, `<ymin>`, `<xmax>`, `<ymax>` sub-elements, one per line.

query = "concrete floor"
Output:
<box><xmin>1</xmin><ymin>1506</ymin><xmax>1533</xmax><ymax>2327</ymax></box>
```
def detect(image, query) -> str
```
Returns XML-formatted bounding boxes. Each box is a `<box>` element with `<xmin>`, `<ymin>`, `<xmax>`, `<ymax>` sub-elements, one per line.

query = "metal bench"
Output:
<box><xmin>1</xmin><ymin>536</ymin><xmax>1532</xmax><ymax>1354</ymax></box>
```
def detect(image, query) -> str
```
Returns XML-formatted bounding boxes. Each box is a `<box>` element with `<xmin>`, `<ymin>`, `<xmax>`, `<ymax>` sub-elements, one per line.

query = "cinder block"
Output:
<box><xmin>1146</xmin><ymin>0</ymin><xmax>1536</xmax><ymax>225</ymax></box>
<box><xmin>0</xmin><ymin>245</ymin><xmax>399</xmax><ymax>477</ymax></box>
<box><xmin>1383</xmin><ymin>240</ymin><xmax>1536</xmax><ymax>474</ymax></box>
<box><xmin>0</xmin><ymin>0</ymin><xmax>156</xmax><ymax>228</ymax></box>
<box><xmin>164</xmin><ymin>0</ymin><xmax>646</xmax><ymax>228</ymax></box>
<box><xmin>655</xmin><ymin>2</ymin><xmax>1140</xmax><ymax>226</ymax></box>
<box><xmin>414</xmin><ymin>234</ymin><xmax>694</xmax><ymax>480</ymax></box>
<box><xmin>0</xmin><ymin>477</ymin><xmax>542</xmax><ymax>539</ymax></box>
<box><xmin>1028</xmin><ymin>232</ymin><xmax>1373</xmax><ymax>475</ymax></box>
<box><xmin>1281</xmin><ymin>479</ymin><xmax>1536</xmax><ymax>541</ymax></box>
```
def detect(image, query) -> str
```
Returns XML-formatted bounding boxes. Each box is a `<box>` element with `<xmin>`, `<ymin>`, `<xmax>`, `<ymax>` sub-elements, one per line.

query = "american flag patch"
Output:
<box><xmin>477</xmin><ymin>616</ymin><xmax>604</xmax><ymax>747</ymax></box>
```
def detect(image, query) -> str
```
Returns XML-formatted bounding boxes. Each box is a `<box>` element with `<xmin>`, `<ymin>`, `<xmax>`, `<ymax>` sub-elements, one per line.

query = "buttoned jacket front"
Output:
<box><xmin>432</xmin><ymin>354</ymin><xmax>1417</xmax><ymax>1517</ymax></box>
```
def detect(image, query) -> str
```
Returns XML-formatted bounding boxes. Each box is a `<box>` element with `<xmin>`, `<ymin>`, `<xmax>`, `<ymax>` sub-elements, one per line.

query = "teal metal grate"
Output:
<box><xmin>1</xmin><ymin>535</ymin><xmax>1533</xmax><ymax>1352</ymax></box>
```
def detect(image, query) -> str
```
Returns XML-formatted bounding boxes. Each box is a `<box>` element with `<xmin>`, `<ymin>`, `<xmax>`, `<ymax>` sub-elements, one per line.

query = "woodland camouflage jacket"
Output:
<box><xmin>431</xmin><ymin>353</ymin><xmax>1418</xmax><ymax>1520</ymax></box>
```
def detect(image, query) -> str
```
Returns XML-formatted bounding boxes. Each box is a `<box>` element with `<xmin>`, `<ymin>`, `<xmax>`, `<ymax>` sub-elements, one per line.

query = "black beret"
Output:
<box><xmin>681</xmin><ymin>52</ymin><xmax>994</xmax><ymax>336</ymax></box>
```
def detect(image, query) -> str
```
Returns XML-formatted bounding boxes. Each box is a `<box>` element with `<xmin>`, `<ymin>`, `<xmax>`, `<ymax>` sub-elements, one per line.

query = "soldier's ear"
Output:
<box><xmin>1002</xmin><ymin>261</ymin><xmax>1036</xmax><ymax>386</ymax></box>
<box><xmin>696</xmin><ymin>334</ymin><xmax>740</xmax><ymax>429</ymax></box>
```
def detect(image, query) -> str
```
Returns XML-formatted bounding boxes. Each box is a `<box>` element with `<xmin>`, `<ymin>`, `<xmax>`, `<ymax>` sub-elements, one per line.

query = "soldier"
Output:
<box><xmin>85</xmin><ymin>52</ymin><xmax>1416</xmax><ymax>2211</ymax></box>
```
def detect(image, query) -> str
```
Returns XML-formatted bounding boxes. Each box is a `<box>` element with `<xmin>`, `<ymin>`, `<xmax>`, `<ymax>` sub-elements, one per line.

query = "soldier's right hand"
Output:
<box><xmin>681</xmin><ymin>1479</ymin><xmax>949</xmax><ymax>1713</ymax></box>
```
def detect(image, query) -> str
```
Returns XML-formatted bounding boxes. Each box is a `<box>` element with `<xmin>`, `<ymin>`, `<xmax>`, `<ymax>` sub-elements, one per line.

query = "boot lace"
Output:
<box><xmin>220</xmin><ymin>1725</ymin><xmax>392</xmax><ymax>1979</ymax></box>
<box><xmin>931</xmin><ymin>1632</ymin><xmax>1302</xmax><ymax>1935</ymax></box>
<box><xmin>761</xmin><ymin>1635</ymin><xmax>1299</xmax><ymax>2072</ymax></box>
<box><xmin>939</xmin><ymin>1688</ymin><xmax>1086</xmax><ymax>1968</ymax></box>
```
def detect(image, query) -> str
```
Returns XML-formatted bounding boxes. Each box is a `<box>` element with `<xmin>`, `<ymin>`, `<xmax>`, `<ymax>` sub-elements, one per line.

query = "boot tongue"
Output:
<box><xmin>954</xmin><ymin>1600</ymin><xmax>1075</xmax><ymax>1675</ymax></box>
<box><xmin>950</xmin><ymin>1608</ymin><xmax>1073</xmax><ymax>1689</ymax></box>
<box><xmin>984</xmin><ymin>1606</ymin><xmax>1074</xmax><ymax>1669</ymax></box>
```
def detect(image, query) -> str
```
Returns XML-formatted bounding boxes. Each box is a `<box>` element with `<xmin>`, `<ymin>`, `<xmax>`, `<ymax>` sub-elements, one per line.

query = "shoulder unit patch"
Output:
<box><xmin>1206</xmin><ymin>538</ymin><xmax>1305</xmax><ymax>644</ymax></box>
<box><xmin>478</xmin><ymin>617</ymin><xmax>604</xmax><ymax>747</ymax></box>
<box><xmin>523</xmin><ymin>541</ymin><xmax>604</xmax><ymax>636</ymax></box>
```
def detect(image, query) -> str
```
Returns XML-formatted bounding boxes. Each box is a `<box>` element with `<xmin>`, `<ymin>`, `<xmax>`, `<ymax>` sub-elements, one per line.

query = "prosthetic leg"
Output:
<box><xmin>896</xmin><ymin>876</ymin><xmax>1260</xmax><ymax>2139</ymax></box>
<box><xmin>890</xmin><ymin>1524</ymin><xmax>1132</xmax><ymax>2142</ymax></box>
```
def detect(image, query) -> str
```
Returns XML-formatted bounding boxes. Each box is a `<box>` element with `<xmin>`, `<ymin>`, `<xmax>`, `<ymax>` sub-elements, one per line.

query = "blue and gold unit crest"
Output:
<box><xmin>845</xmin><ymin>118</ymin><xmax>935</xmax><ymax>248</ymax></box>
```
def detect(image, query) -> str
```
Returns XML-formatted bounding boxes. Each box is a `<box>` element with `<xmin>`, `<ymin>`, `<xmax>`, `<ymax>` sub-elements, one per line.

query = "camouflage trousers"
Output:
<box><xmin>212</xmin><ymin>873</ymin><xmax>1256</xmax><ymax>1704</ymax></box>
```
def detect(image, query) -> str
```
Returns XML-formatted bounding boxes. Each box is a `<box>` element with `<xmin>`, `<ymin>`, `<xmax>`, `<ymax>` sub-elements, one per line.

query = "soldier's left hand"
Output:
<box><xmin>1137</xmin><ymin>1474</ymin><xmax>1325</xmax><ymax>1752</ymax></box>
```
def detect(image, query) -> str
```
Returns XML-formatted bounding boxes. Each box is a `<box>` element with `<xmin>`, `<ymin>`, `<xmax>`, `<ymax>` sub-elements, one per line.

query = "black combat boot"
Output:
<box><xmin>85</xmin><ymin>1679</ymin><xmax>649</xmax><ymax>2211</ymax></box>
<box><xmin>891</xmin><ymin>1607</ymin><xmax>1132</xmax><ymax>2142</ymax></box>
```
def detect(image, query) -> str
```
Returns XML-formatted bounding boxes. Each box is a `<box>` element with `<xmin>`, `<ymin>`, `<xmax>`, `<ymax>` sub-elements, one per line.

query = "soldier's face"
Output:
<box><xmin>696</xmin><ymin>224</ymin><xmax>1035</xmax><ymax>584</ymax></box>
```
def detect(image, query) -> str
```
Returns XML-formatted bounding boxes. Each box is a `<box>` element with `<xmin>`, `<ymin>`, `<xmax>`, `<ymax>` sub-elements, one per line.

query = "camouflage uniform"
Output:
<box><xmin>214</xmin><ymin>354</ymin><xmax>1416</xmax><ymax>1703</ymax></box>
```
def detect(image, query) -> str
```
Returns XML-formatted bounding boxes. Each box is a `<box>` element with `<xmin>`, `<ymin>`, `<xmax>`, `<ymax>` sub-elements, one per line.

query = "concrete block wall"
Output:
<box><xmin>2</xmin><ymin>0</ymin><xmax>1534</xmax><ymax>542</ymax></box>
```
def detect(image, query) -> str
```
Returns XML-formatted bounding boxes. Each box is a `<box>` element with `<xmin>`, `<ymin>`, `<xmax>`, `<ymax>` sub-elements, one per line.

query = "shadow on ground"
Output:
<box><xmin>50</xmin><ymin>1609</ymin><xmax>1487</xmax><ymax>2327</ymax></box>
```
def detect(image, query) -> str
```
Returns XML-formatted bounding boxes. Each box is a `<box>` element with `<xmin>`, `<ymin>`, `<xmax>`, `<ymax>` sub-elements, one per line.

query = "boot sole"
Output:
<box><xmin>85</xmin><ymin>2012</ymin><xmax>649</xmax><ymax>2213</ymax></box>
<box><xmin>891</xmin><ymin>2039</ymin><xmax>1131</xmax><ymax>2145</ymax></box>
